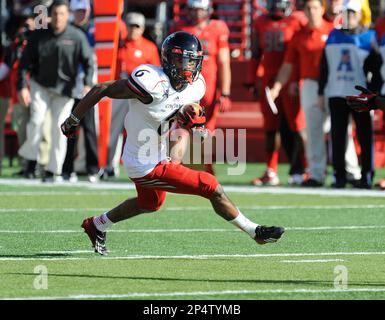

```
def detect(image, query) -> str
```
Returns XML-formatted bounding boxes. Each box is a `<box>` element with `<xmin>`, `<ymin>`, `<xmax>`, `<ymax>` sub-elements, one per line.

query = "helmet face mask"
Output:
<box><xmin>161</xmin><ymin>32</ymin><xmax>204</xmax><ymax>89</ymax></box>
<box><xmin>267</xmin><ymin>0</ymin><xmax>293</xmax><ymax>18</ymax></box>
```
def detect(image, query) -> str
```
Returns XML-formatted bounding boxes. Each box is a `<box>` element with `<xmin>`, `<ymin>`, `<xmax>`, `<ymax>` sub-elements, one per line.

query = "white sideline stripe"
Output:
<box><xmin>4</xmin><ymin>288</ymin><xmax>385</xmax><ymax>300</ymax></box>
<box><xmin>0</xmin><ymin>192</ymin><xmax>132</xmax><ymax>196</ymax></box>
<box><xmin>2</xmin><ymin>204</ymin><xmax>385</xmax><ymax>213</ymax></box>
<box><xmin>1</xmin><ymin>179</ymin><xmax>385</xmax><ymax>197</ymax></box>
<box><xmin>41</xmin><ymin>250</ymin><xmax>92</xmax><ymax>254</ymax></box>
<box><xmin>281</xmin><ymin>259</ymin><xmax>345</xmax><ymax>263</ymax></box>
<box><xmin>0</xmin><ymin>225</ymin><xmax>384</xmax><ymax>234</ymax></box>
<box><xmin>1</xmin><ymin>251</ymin><xmax>385</xmax><ymax>261</ymax></box>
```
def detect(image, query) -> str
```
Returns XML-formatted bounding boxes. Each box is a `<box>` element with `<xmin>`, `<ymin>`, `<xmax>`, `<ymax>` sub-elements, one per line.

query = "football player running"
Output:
<box><xmin>61</xmin><ymin>32</ymin><xmax>285</xmax><ymax>255</ymax></box>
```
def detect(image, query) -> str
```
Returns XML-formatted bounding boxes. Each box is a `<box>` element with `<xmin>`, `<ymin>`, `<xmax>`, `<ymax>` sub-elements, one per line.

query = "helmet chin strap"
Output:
<box><xmin>183</xmin><ymin>70</ymin><xmax>193</xmax><ymax>84</ymax></box>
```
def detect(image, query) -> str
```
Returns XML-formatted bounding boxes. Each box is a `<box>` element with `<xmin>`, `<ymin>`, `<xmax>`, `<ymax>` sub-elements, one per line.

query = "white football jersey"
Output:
<box><xmin>121</xmin><ymin>64</ymin><xmax>206</xmax><ymax>178</ymax></box>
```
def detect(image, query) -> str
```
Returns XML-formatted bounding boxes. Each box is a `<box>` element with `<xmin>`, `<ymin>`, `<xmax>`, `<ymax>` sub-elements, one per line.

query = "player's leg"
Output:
<box><xmin>329</xmin><ymin>97</ymin><xmax>349</xmax><ymax>188</ymax></box>
<box><xmin>251</xmin><ymin>81</ymin><xmax>280</xmax><ymax>186</ymax></box>
<box><xmin>281</xmin><ymin>87</ymin><xmax>307</xmax><ymax>185</ymax></box>
<box><xmin>351</xmin><ymin>107</ymin><xmax>374</xmax><ymax>188</ymax></box>
<box><xmin>300</xmin><ymin>79</ymin><xmax>327</xmax><ymax>186</ymax></box>
<box><xmin>210</xmin><ymin>184</ymin><xmax>284</xmax><ymax>244</ymax></box>
<box><xmin>82</xmin><ymin>185</ymin><xmax>166</xmax><ymax>255</ymax></box>
<box><xmin>139</xmin><ymin>161</ymin><xmax>284</xmax><ymax>244</ymax></box>
<box><xmin>251</xmin><ymin>129</ymin><xmax>280</xmax><ymax>186</ymax></box>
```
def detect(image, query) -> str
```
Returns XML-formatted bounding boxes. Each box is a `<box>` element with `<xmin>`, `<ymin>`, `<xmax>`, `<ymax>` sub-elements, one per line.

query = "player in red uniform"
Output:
<box><xmin>170</xmin><ymin>0</ymin><xmax>231</xmax><ymax>174</ymax></box>
<box><xmin>61</xmin><ymin>31</ymin><xmax>284</xmax><ymax>255</ymax></box>
<box><xmin>247</xmin><ymin>0</ymin><xmax>306</xmax><ymax>186</ymax></box>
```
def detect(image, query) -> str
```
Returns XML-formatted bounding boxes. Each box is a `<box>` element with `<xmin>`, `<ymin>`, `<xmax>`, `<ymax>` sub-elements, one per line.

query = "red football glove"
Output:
<box><xmin>177</xmin><ymin>103</ymin><xmax>206</xmax><ymax>130</ymax></box>
<box><xmin>346</xmin><ymin>85</ymin><xmax>377</xmax><ymax>112</ymax></box>
<box><xmin>61</xmin><ymin>116</ymin><xmax>80</xmax><ymax>139</ymax></box>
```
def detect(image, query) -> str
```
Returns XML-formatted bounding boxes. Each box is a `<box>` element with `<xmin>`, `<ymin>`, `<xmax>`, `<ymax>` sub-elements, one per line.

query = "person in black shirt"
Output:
<box><xmin>17</xmin><ymin>0</ymin><xmax>94</xmax><ymax>182</ymax></box>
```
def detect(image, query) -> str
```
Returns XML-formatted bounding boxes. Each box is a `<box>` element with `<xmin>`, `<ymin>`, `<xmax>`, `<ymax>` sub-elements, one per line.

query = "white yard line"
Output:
<box><xmin>0</xmin><ymin>225</ymin><xmax>384</xmax><ymax>234</ymax></box>
<box><xmin>1</xmin><ymin>204</ymin><xmax>385</xmax><ymax>213</ymax></box>
<box><xmin>280</xmin><ymin>259</ymin><xmax>345</xmax><ymax>263</ymax></box>
<box><xmin>1</xmin><ymin>251</ymin><xmax>385</xmax><ymax>261</ymax></box>
<box><xmin>1</xmin><ymin>178</ymin><xmax>385</xmax><ymax>197</ymax></box>
<box><xmin>3</xmin><ymin>287</ymin><xmax>385</xmax><ymax>300</ymax></box>
<box><xmin>40</xmin><ymin>250</ymin><xmax>93</xmax><ymax>254</ymax></box>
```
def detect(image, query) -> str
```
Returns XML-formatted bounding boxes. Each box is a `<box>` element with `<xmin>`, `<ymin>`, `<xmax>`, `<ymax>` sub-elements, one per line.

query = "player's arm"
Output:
<box><xmin>217</xmin><ymin>46</ymin><xmax>232</xmax><ymax>112</ymax></box>
<box><xmin>61</xmin><ymin>79</ymin><xmax>151</xmax><ymax>137</ymax></box>
<box><xmin>317</xmin><ymin>48</ymin><xmax>329</xmax><ymax>112</ymax></box>
<box><xmin>269</xmin><ymin>31</ymin><xmax>299</xmax><ymax>101</ymax></box>
<box><xmin>269</xmin><ymin>63</ymin><xmax>293</xmax><ymax>101</ymax></box>
<box><xmin>346</xmin><ymin>86</ymin><xmax>385</xmax><ymax>112</ymax></box>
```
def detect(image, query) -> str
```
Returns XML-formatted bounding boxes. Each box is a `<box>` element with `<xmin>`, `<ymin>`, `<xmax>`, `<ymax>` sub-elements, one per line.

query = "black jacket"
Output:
<box><xmin>17</xmin><ymin>24</ymin><xmax>94</xmax><ymax>98</ymax></box>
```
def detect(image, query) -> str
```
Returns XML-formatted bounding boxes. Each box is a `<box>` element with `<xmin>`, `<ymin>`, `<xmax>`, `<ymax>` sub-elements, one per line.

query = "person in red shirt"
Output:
<box><xmin>170</xmin><ymin>0</ymin><xmax>232</xmax><ymax>175</ymax></box>
<box><xmin>102</xmin><ymin>12</ymin><xmax>161</xmax><ymax>179</ymax></box>
<box><xmin>269</xmin><ymin>0</ymin><xmax>333</xmax><ymax>187</ymax></box>
<box><xmin>247</xmin><ymin>0</ymin><xmax>306</xmax><ymax>186</ymax></box>
<box><xmin>115</xmin><ymin>13</ymin><xmax>160</xmax><ymax>80</ymax></box>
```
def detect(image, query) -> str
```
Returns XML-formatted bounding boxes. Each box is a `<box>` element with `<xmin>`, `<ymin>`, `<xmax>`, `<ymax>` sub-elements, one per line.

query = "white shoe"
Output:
<box><xmin>288</xmin><ymin>174</ymin><xmax>304</xmax><ymax>186</ymax></box>
<box><xmin>88</xmin><ymin>174</ymin><xmax>99</xmax><ymax>183</ymax></box>
<box><xmin>251</xmin><ymin>169</ymin><xmax>280</xmax><ymax>186</ymax></box>
<box><xmin>69</xmin><ymin>172</ymin><xmax>78</xmax><ymax>183</ymax></box>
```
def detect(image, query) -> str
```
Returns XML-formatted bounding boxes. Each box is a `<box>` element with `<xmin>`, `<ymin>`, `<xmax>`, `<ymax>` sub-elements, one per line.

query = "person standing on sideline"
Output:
<box><xmin>246</xmin><ymin>0</ymin><xmax>306</xmax><ymax>186</ymax></box>
<box><xmin>17</xmin><ymin>0</ymin><xmax>94</xmax><ymax>182</ymax></box>
<box><xmin>61</xmin><ymin>0</ymin><xmax>99</xmax><ymax>183</ymax></box>
<box><xmin>60</xmin><ymin>31</ymin><xmax>284</xmax><ymax>255</ymax></box>
<box><xmin>100</xmin><ymin>12</ymin><xmax>160</xmax><ymax>180</ymax></box>
<box><xmin>268</xmin><ymin>0</ymin><xmax>334</xmax><ymax>187</ymax></box>
<box><xmin>170</xmin><ymin>0</ymin><xmax>232</xmax><ymax>175</ymax></box>
<box><xmin>318</xmin><ymin>0</ymin><xmax>380</xmax><ymax>189</ymax></box>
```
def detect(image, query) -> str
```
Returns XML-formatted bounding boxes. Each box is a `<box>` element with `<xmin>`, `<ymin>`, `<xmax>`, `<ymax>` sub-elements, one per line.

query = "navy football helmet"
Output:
<box><xmin>161</xmin><ymin>31</ymin><xmax>204</xmax><ymax>89</ymax></box>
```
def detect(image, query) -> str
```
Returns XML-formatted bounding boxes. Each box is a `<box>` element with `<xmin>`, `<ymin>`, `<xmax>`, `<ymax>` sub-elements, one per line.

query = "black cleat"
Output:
<box><xmin>254</xmin><ymin>225</ymin><xmax>285</xmax><ymax>245</ymax></box>
<box><xmin>301</xmin><ymin>178</ymin><xmax>323</xmax><ymax>187</ymax></box>
<box><xmin>81</xmin><ymin>217</ymin><xmax>108</xmax><ymax>255</ymax></box>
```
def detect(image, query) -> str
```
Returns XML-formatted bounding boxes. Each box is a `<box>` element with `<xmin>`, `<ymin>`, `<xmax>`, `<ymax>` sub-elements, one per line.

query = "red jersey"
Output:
<box><xmin>285</xmin><ymin>20</ymin><xmax>334</xmax><ymax>80</ymax></box>
<box><xmin>0</xmin><ymin>59</ymin><xmax>11</xmax><ymax>99</ymax></box>
<box><xmin>252</xmin><ymin>14</ymin><xmax>301</xmax><ymax>78</ymax></box>
<box><xmin>10</xmin><ymin>60</ymin><xmax>19</xmax><ymax>103</ymax></box>
<box><xmin>170</xmin><ymin>19</ymin><xmax>230</xmax><ymax>86</ymax></box>
<box><xmin>375</xmin><ymin>16</ymin><xmax>385</xmax><ymax>40</ymax></box>
<box><xmin>116</xmin><ymin>36</ymin><xmax>160</xmax><ymax>79</ymax></box>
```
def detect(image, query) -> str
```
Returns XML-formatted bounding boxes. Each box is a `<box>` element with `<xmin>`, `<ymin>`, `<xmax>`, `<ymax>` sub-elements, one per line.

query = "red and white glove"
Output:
<box><xmin>61</xmin><ymin>114</ymin><xmax>80</xmax><ymax>139</ymax></box>
<box><xmin>346</xmin><ymin>86</ymin><xmax>377</xmax><ymax>112</ymax></box>
<box><xmin>177</xmin><ymin>103</ymin><xmax>206</xmax><ymax>130</ymax></box>
<box><xmin>176</xmin><ymin>103</ymin><xmax>208</xmax><ymax>139</ymax></box>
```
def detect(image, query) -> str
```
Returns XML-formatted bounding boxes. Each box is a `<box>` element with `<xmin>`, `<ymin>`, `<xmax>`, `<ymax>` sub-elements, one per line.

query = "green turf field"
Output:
<box><xmin>0</xmin><ymin>162</ymin><xmax>385</xmax><ymax>300</ymax></box>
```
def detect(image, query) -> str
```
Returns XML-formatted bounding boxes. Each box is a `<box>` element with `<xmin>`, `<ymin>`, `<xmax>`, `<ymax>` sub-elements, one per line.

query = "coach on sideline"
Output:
<box><xmin>17</xmin><ymin>0</ymin><xmax>94</xmax><ymax>182</ymax></box>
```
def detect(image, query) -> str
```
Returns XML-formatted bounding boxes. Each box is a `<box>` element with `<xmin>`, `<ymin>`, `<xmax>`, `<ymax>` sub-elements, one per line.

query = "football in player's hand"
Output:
<box><xmin>176</xmin><ymin>103</ymin><xmax>206</xmax><ymax>130</ymax></box>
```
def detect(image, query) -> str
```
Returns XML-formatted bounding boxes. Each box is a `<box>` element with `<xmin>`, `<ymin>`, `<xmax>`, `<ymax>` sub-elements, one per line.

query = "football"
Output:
<box><xmin>176</xmin><ymin>103</ymin><xmax>206</xmax><ymax>129</ymax></box>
